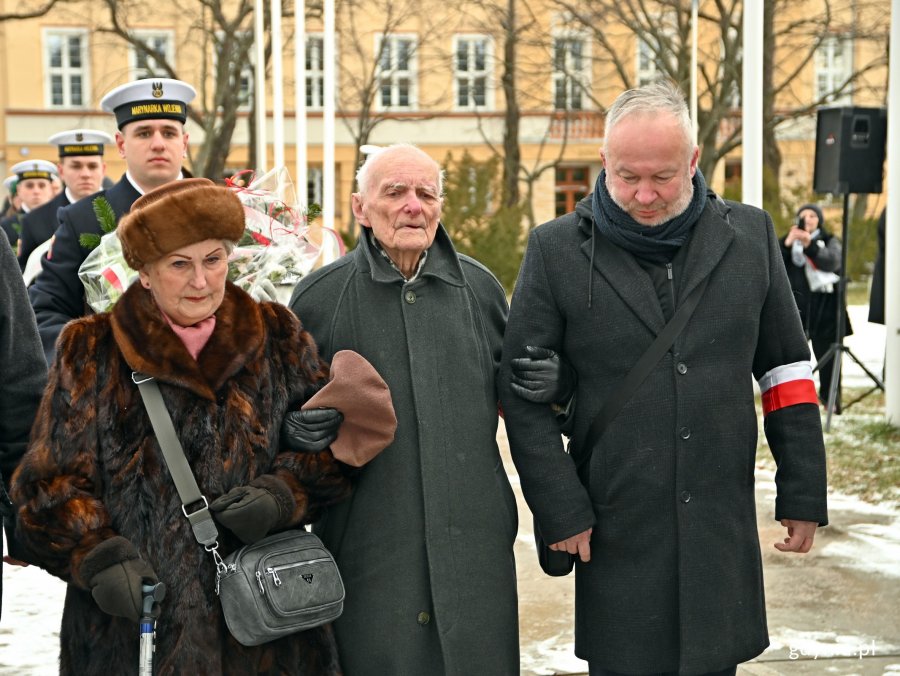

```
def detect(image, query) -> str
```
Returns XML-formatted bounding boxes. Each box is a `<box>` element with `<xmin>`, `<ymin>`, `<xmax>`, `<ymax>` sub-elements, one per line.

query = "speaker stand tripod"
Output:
<box><xmin>812</xmin><ymin>193</ymin><xmax>884</xmax><ymax>432</ymax></box>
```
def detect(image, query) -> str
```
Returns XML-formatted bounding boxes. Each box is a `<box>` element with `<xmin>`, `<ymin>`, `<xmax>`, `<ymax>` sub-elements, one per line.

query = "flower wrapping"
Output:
<box><xmin>78</xmin><ymin>167</ymin><xmax>344</xmax><ymax>312</ymax></box>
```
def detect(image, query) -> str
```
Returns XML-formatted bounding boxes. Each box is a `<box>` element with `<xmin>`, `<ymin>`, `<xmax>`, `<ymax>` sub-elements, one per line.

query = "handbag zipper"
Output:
<box><xmin>264</xmin><ymin>557</ymin><xmax>333</xmax><ymax>587</ymax></box>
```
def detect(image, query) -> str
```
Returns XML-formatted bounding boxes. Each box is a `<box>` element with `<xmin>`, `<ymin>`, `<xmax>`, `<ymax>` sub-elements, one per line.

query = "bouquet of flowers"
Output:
<box><xmin>226</xmin><ymin>166</ymin><xmax>343</xmax><ymax>304</ymax></box>
<box><xmin>78</xmin><ymin>167</ymin><xmax>344</xmax><ymax>312</ymax></box>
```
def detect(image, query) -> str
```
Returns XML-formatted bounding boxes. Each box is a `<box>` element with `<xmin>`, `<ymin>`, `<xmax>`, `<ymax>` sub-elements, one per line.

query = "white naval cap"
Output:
<box><xmin>10</xmin><ymin>159</ymin><xmax>58</xmax><ymax>182</ymax></box>
<box><xmin>48</xmin><ymin>129</ymin><xmax>114</xmax><ymax>157</ymax></box>
<box><xmin>100</xmin><ymin>78</ymin><xmax>197</xmax><ymax>130</ymax></box>
<box><xmin>3</xmin><ymin>175</ymin><xmax>17</xmax><ymax>193</ymax></box>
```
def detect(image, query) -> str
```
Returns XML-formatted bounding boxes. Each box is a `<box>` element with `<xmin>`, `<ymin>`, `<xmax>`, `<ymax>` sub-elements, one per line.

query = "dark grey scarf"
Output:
<box><xmin>591</xmin><ymin>168</ymin><xmax>708</xmax><ymax>263</ymax></box>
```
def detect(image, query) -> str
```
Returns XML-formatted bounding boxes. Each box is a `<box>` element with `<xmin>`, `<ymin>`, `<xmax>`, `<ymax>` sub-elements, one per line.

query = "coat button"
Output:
<box><xmin>405</xmin><ymin>290</ymin><xmax>417</xmax><ymax>304</ymax></box>
<box><xmin>417</xmin><ymin>611</ymin><xmax>431</xmax><ymax>625</ymax></box>
<box><xmin>679</xmin><ymin>426</ymin><xmax>691</xmax><ymax>440</ymax></box>
<box><xmin>676</xmin><ymin>362</ymin><xmax>688</xmax><ymax>375</ymax></box>
<box><xmin>680</xmin><ymin>490</ymin><xmax>691</xmax><ymax>503</ymax></box>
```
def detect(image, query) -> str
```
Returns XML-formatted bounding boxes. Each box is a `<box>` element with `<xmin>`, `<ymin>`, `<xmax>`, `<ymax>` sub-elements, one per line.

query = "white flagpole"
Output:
<box><xmin>323</xmin><ymin>0</ymin><xmax>336</xmax><ymax>227</ymax></box>
<box><xmin>254</xmin><ymin>0</ymin><xmax>267</xmax><ymax>172</ymax></box>
<box><xmin>741</xmin><ymin>0</ymin><xmax>763</xmax><ymax>208</ymax></box>
<box><xmin>885</xmin><ymin>0</ymin><xmax>899</xmax><ymax>423</ymax></box>
<box><xmin>295</xmin><ymin>0</ymin><xmax>308</xmax><ymax>206</ymax></box>
<box><xmin>271</xmin><ymin>0</ymin><xmax>285</xmax><ymax>171</ymax></box>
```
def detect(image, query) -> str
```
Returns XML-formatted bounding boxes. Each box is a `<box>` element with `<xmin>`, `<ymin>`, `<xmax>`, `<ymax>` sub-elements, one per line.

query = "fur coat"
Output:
<box><xmin>11</xmin><ymin>280</ymin><xmax>351</xmax><ymax>675</ymax></box>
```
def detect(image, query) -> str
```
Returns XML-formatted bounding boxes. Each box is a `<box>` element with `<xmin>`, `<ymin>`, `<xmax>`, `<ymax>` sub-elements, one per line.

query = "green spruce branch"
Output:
<box><xmin>79</xmin><ymin>196</ymin><xmax>117</xmax><ymax>250</ymax></box>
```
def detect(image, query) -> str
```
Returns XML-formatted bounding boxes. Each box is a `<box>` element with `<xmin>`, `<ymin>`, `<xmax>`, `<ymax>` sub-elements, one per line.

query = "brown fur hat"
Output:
<box><xmin>118</xmin><ymin>177</ymin><xmax>245</xmax><ymax>269</ymax></box>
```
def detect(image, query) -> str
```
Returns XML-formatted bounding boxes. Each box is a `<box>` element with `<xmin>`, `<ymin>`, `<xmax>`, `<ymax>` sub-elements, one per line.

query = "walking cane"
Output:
<box><xmin>139</xmin><ymin>582</ymin><xmax>166</xmax><ymax>676</ymax></box>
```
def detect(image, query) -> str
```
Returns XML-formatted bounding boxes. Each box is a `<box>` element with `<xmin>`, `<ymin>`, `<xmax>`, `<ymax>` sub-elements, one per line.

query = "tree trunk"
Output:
<box><xmin>500</xmin><ymin>0</ymin><xmax>520</xmax><ymax>208</ymax></box>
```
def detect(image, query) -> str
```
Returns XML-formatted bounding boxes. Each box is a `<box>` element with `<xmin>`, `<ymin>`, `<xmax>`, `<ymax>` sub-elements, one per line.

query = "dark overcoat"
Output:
<box><xmin>0</xmin><ymin>235</ymin><xmax>47</xmax><ymax>620</ymax></box>
<box><xmin>499</xmin><ymin>196</ymin><xmax>828</xmax><ymax>675</ymax></box>
<box><xmin>17</xmin><ymin>190</ymin><xmax>70</xmax><ymax>270</ymax></box>
<box><xmin>29</xmin><ymin>174</ymin><xmax>140</xmax><ymax>363</ymax></box>
<box><xmin>289</xmin><ymin>226</ymin><xmax>519</xmax><ymax>676</ymax></box>
<box><xmin>11</xmin><ymin>281</ymin><xmax>351</xmax><ymax>675</ymax></box>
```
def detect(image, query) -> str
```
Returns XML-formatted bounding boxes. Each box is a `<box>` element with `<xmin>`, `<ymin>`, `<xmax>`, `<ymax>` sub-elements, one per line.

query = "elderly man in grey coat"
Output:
<box><xmin>288</xmin><ymin>143</ymin><xmax>518</xmax><ymax>675</ymax></box>
<box><xmin>500</xmin><ymin>81</ymin><xmax>828</xmax><ymax>676</ymax></box>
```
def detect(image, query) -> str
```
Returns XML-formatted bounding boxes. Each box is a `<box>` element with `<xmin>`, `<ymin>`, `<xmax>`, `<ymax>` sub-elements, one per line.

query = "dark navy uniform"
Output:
<box><xmin>29</xmin><ymin>175</ymin><xmax>140</xmax><ymax>363</ymax></box>
<box><xmin>17</xmin><ymin>191</ymin><xmax>70</xmax><ymax>271</ymax></box>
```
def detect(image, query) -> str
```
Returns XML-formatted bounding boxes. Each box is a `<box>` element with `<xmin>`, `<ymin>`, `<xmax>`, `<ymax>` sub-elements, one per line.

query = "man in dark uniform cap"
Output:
<box><xmin>29</xmin><ymin>78</ymin><xmax>196</xmax><ymax>363</ymax></box>
<box><xmin>17</xmin><ymin>129</ymin><xmax>112</xmax><ymax>274</ymax></box>
<box><xmin>1</xmin><ymin>160</ymin><xmax>57</xmax><ymax>249</ymax></box>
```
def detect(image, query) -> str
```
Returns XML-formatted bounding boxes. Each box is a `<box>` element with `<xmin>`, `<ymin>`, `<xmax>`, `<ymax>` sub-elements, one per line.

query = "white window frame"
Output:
<box><xmin>305</xmin><ymin>34</ymin><xmax>326</xmax><ymax>111</ymax></box>
<box><xmin>43</xmin><ymin>28</ymin><xmax>90</xmax><ymax>109</ymax></box>
<box><xmin>376</xmin><ymin>34</ymin><xmax>418</xmax><ymax>111</ymax></box>
<box><xmin>453</xmin><ymin>34</ymin><xmax>493</xmax><ymax>111</ymax></box>
<box><xmin>552</xmin><ymin>33</ymin><xmax>589</xmax><ymax>111</ymax></box>
<box><xmin>815</xmin><ymin>35</ymin><xmax>853</xmax><ymax>105</ymax></box>
<box><xmin>129</xmin><ymin>30</ymin><xmax>175</xmax><ymax>80</ymax></box>
<box><xmin>635</xmin><ymin>15</ymin><xmax>677</xmax><ymax>89</ymax></box>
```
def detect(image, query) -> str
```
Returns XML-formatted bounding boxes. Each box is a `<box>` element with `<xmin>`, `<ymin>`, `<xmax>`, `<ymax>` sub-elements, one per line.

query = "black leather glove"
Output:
<box><xmin>210</xmin><ymin>484</ymin><xmax>283</xmax><ymax>544</ymax></box>
<box><xmin>510</xmin><ymin>345</ymin><xmax>576</xmax><ymax>404</ymax></box>
<box><xmin>280</xmin><ymin>408</ymin><xmax>344</xmax><ymax>453</ymax></box>
<box><xmin>81</xmin><ymin>536</ymin><xmax>159</xmax><ymax>623</ymax></box>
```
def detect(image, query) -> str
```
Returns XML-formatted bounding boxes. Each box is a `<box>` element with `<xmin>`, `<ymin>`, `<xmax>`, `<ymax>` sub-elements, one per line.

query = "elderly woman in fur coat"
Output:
<box><xmin>11</xmin><ymin>179</ymin><xmax>351</xmax><ymax>675</ymax></box>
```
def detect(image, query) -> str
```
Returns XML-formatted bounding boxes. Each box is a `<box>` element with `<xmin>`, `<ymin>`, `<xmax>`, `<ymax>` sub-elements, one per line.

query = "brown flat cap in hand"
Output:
<box><xmin>301</xmin><ymin>350</ymin><xmax>397</xmax><ymax>467</ymax></box>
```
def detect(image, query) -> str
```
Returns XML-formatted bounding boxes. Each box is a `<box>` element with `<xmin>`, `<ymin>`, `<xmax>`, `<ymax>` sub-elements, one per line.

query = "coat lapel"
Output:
<box><xmin>677</xmin><ymin>197</ymin><xmax>735</xmax><ymax>303</ymax></box>
<box><xmin>580</xmin><ymin>219</ymin><xmax>666</xmax><ymax>334</ymax></box>
<box><xmin>579</xmin><ymin>195</ymin><xmax>735</xmax><ymax>335</ymax></box>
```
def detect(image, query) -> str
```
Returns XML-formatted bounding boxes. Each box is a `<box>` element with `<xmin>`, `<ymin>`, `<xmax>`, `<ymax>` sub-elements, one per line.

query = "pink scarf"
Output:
<box><xmin>162</xmin><ymin>312</ymin><xmax>217</xmax><ymax>361</ymax></box>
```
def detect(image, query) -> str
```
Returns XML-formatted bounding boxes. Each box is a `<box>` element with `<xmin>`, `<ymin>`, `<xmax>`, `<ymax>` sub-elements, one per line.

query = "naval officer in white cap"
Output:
<box><xmin>29</xmin><ymin>78</ymin><xmax>196</xmax><ymax>363</ymax></box>
<box><xmin>1</xmin><ymin>160</ymin><xmax>58</xmax><ymax>248</ymax></box>
<box><xmin>17</xmin><ymin>129</ymin><xmax>113</xmax><ymax>272</ymax></box>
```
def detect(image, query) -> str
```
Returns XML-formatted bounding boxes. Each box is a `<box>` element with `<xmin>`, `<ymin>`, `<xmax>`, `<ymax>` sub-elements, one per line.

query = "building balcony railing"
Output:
<box><xmin>549</xmin><ymin>110</ymin><xmax>605</xmax><ymax>140</ymax></box>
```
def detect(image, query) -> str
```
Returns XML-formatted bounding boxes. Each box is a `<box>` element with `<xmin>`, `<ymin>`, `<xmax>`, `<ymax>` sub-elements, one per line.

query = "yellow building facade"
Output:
<box><xmin>0</xmin><ymin>0</ymin><xmax>888</xmax><ymax>232</ymax></box>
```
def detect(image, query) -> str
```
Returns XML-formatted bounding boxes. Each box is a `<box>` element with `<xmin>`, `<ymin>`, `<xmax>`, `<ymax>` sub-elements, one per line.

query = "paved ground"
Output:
<box><xmin>2</xmin><ymin>306</ymin><xmax>895</xmax><ymax>675</ymax></box>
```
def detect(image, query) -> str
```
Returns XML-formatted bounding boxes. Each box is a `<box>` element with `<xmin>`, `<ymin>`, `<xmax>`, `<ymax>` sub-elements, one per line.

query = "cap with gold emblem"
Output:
<box><xmin>9</xmin><ymin>159</ymin><xmax>58</xmax><ymax>182</ymax></box>
<box><xmin>47</xmin><ymin>129</ymin><xmax>114</xmax><ymax>158</ymax></box>
<box><xmin>100</xmin><ymin>78</ymin><xmax>197</xmax><ymax>130</ymax></box>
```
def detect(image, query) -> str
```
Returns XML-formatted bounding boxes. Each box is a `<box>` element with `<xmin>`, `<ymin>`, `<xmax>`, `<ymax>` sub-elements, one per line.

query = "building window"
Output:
<box><xmin>454</xmin><ymin>35</ymin><xmax>491</xmax><ymax>109</ymax></box>
<box><xmin>555</xmin><ymin>166</ymin><xmax>590</xmax><ymax>216</ymax></box>
<box><xmin>377</xmin><ymin>35</ymin><xmax>416</xmax><ymax>110</ymax></box>
<box><xmin>816</xmin><ymin>35</ymin><xmax>853</xmax><ymax>104</ymax></box>
<box><xmin>304</xmin><ymin>167</ymin><xmax>324</xmax><ymax>209</ymax></box>
<box><xmin>44</xmin><ymin>30</ymin><xmax>89</xmax><ymax>108</ymax></box>
<box><xmin>553</xmin><ymin>37</ymin><xmax>587</xmax><ymax>111</ymax></box>
<box><xmin>637</xmin><ymin>38</ymin><xmax>663</xmax><ymax>87</ymax></box>
<box><xmin>130</xmin><ymin>31</ymin><xmax>174</xmax><ymax>80</ymax></box>
<box><xmin>306</xmin><ymin>35</ymin><xmax>325</xmax><ymax>110</ymax></box>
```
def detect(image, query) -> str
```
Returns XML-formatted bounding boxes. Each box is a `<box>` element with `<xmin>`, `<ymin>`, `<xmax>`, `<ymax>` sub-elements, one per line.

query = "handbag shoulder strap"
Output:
<box><xmin>573</xmin><ymin>274</ymin><xmax>711</xmax><ymax>471</ymax></box>
<box><xmin>132</xmin><ymin>372</ymin><xmax>220</xmax><ymax>548</ymax></box>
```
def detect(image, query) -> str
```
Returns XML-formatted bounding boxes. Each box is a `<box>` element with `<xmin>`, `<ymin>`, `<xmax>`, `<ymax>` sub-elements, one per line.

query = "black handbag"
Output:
<box><xmin>133</xmin><ymin>373</ymin><xmax>344</xmax><ymax>646</ymax></box>
<box><xmin>534</xmin><ymin>275</ymin><xmax>710</xmax><ymax>576</ymax></box>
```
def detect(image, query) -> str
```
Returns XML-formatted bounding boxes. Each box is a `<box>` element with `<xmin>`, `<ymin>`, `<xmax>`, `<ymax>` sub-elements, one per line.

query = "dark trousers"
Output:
<box><xmin>588</xmin><ymin>665</ymin><xmax>737</xmax><ymax>676</ymax></box>
<box><xmin>812</xmin><ymin>332</ymin><xmax>841</xmax><ymax>411</ymax></box>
